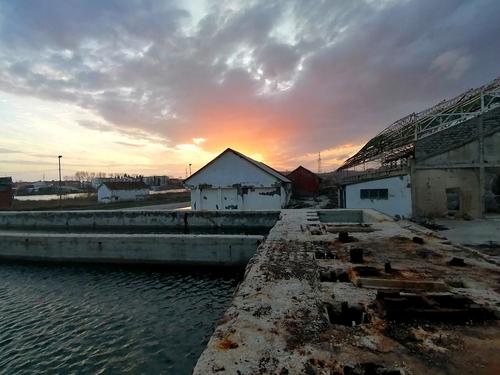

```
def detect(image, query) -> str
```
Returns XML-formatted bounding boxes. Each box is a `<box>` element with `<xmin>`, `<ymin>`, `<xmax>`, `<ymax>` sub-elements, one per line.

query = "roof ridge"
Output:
<box><xmin>185</xmin><ymin>148</ymin><xmax>291</xmax><ymax>183</ymax></box>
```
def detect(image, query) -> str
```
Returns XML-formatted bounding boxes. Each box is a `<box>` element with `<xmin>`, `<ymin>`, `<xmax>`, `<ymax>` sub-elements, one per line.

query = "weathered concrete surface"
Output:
<box><xmin>194</xmin><ymin>209</ymin><xmax>500</xmax><ymax>374</ymax></box>
<box><xmin>0</xmin><ymin>210</ymin><xmax>280</xmax><ymax>230</ymax></box>
<box><xmin>436</xmin><ymin>216</ymin><xmax>500</xmax><ymax>264</ymax></box>
<box><xmin>0</xmin><ymin>232</ymin><xmax>262</xmax><ymax>266</ymax></box>
<box><xmin>119</xmin><ymin>202</ymin><xmax>190</xmax><ymax>211</ymax></box>
<box><xmin>437</xmin><ymin>217</ymin><xmax>500</xmax><ymax>246</ymax></box>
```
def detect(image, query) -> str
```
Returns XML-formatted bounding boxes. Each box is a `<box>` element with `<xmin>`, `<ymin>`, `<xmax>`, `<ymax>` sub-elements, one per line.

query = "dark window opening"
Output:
<box><xmin>360</xmin><ymin>189</ymin><xmax>388</xmax><ymax>200</ymax></box>
<box><xmin>492</xmin><ymin>175</ymin><xmax>500</xmax><ymax>196</ymax></box>
<box><xmin>446</xmin><ymin>188</ymin><xmax>460</xmax><ymax>211</ymax></box>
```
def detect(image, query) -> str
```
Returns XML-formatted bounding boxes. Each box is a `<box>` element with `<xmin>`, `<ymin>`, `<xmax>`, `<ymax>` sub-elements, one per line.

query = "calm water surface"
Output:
<box><xmin>15</xmin><ymin>190</ymin><xmax>187</xmax><ymax>201</ymax></box>
<box><xmin>0</xmin><ymin>262</ymin><xmax>241</xmax><ymax>374</ymax></box>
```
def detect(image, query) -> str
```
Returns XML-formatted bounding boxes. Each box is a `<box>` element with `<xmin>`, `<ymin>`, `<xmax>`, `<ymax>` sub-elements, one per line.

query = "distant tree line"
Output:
<box><xmin>66</xmin><ymin>171</ymin><xmax>144</xmax><ymax>182</ymax></box>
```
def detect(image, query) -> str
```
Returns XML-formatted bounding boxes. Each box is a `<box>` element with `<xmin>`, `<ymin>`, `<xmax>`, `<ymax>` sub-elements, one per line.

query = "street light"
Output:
<box><xmin>189</xmin><ymin>163</ymin><xmax>192</xmax><ymax>176</ymax></box>
<box><xmin>58</xmin><ymin>155</ymin><xmax>62</xmax><ymax>201</ymax></box>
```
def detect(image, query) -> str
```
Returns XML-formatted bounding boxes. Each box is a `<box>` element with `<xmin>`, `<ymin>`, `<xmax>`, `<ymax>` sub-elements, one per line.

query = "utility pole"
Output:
<box><xmin>58</xmin><ymin>155</ymin><xmax>62</xmax><ymax>203</ymax></box>
<box><xmin>189</xmin><ymin>163</ymin><xmax>192</xmax><ymax>176</ymax></box>
<box><xmin>317</xmin><ymin>152</ymin><xmax>322</xmax><ymax>174</ymax></box>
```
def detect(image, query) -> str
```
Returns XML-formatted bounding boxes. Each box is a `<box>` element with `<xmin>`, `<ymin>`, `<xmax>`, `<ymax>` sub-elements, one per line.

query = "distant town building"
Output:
<box><xmin>91</xmin><ymin>176</ymin><xmax>136</xmax><ymax>190</ymax></box>
<box><xmin>337</xmin><ymin>76</ymin><xmax>500</xmax><ymax>219</ymax></box>
<box><xmin>168</xmin><ymin>178</ymin><xmax>184</xmax><ymax>187</ymax></box>
<box><xmin>97</xmin><ymin>181</ymin><xmax>149</xmax><ymax>203</ymax></box>
<box><xmin>287</xmin><ymin>166</ymin><xmax>320</xmax><ymax>197</ymax></box>
<box><xmin>184</xmin><ymin>148</ymin><xmax>292</xmax><ymax>210</ymax></box>
<box><xmin>143</xmin><ymin>175</ymin><xmax>169</xmax><ymax>187</ymax></box>
<box><xmin>0</xmin><ymin>177</ymin><xmax>13</xmax><ymax>209</ymax></box>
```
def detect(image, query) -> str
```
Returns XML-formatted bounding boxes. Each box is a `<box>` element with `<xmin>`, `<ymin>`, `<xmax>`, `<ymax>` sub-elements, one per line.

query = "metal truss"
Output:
<box><xmin>337</xmin><ymin>76</ymin><xmax>500</xmax><ymax>171</ymax></box>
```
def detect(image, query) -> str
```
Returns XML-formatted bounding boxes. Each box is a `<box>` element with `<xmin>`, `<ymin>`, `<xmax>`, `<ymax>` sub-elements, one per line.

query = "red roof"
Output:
<box><xmin>101</xmin><ymin>181</ymin><xmax>148</xmax><ymax>190</ymax></box>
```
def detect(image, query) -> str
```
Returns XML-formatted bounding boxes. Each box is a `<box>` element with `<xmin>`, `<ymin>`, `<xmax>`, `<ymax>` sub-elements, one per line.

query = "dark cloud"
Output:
<box><xmin>0</xmin><ymin>0</ymin><xmax>499</xmax><ymax>165</ymax></box>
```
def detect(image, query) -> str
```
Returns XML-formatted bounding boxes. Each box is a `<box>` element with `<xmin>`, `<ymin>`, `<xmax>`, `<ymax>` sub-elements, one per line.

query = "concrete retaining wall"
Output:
<box><xmin>0</xmin><ymin>232</ymin><xmax>262</xmax><ymax>266</ymax></box>
<box><xmin>0</xmin><ymin>210</ymin><xmax>280</xmax><ymax>230</ymax></box>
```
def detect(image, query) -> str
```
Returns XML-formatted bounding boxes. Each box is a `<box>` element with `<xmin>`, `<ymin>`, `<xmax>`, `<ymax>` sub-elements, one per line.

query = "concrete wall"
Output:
<box><xmin>191</xmin><ymin>186</ymin><xmax>289</xmax><ymax>211</ymax></box>
<box><xmin>484</xmin><ymin>131</ymin><xmax>500</xmax><ymax>164</ymax></box>
<box><xmin>413</xmin><ymin>168</ymin><xmax>480</xmax><ymax>218</ymax></box>
<box><xmin>413</xmin><ymin>123</ymin><xmax>500</xmax><ymax>218</ymax></box>
<box><xmin>0</xmin><ymin>210</ymin><xmax>281</xmax><ymax>230</ymax></box>
<box><xmin>345</xmin><ymin>175</ymin><xmax>412</xmax><ymax>218</ymax></box>
<box><xmin>0</xmin><ymin>232</ymin><xmax>262</xmax><ymax>266</ymax></box>
<box><xmin>486</xmin><ymin>167</ymin><xmax>500</xmax><ymax>213</ymax></box>
<box><xmin>417</xmin><ymin>130</ymin><xmax>500</xmax><ymax>167</ymax></box>
<box><xmin>415</xmin><ymin>106</ymin><xmax>500</xmax><ymax>162</ymax></box>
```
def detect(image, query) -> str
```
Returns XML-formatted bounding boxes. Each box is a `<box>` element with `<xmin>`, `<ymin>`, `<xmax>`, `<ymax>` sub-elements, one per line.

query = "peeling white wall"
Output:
<box><xmin>191</xmin><ymin>187</ymin><xmax>286</xmax><ymax>210</ymax></box>
<box><xmin>345</xmin><ymin>175</ymin><xmax>412</xmax><ymax>218</ymax></box>
<box><xmin>187</xmin><ymin>151</ymin><xmax>291</xmax><ymax>211</ymax></box>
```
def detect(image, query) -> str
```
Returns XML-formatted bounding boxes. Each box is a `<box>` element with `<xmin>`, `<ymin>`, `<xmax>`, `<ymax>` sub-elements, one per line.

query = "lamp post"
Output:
<box><xmin>58</xmin><ymin>155</ymin><xmax>62</xmax><ymax>202</ymax></box>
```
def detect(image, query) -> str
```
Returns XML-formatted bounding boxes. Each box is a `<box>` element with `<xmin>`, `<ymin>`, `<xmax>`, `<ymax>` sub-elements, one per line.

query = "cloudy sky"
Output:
<box><xmin>0</xmin><ymin>0</ymin><xmax>499</xmax><ymax>181</ymax></box>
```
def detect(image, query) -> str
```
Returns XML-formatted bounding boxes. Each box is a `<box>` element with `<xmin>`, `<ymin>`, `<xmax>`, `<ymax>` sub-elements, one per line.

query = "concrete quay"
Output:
<box><xmin>0</xmin><ymin>210</ymin><xmax>278</xmax><ymax>266</ymax></box>
<box><xmin>194</xmin><ymin>209</ymin><xmax>500</xmax><ymax>374</ymax></box>
<box><xmin>0</xmin><ymin>231</ymin><xmax>262</xmax><ymax>266</ymax></box>
<box><xmin>0</xmin><ymin>210</ymin><xmax>280</xmax><ymax>230</ymax></box>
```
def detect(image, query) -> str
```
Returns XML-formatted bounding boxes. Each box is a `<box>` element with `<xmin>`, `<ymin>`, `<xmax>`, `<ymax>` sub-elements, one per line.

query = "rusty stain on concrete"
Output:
<box><xmin>194</xmin><ymin>209</ymin><xmax>500</xmax><ymax>374</ymax></box>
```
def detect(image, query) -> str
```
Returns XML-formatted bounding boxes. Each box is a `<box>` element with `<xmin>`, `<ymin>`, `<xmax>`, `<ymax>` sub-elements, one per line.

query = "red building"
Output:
<box><xmin>287</xmin><ymin>166</ymin><xmax>320</xmax><ymax>197</ymax></box>
<box><xmin>0</xmin><ymin>177</ymin><xmax>13</xmax><ymax>209</ymax></box>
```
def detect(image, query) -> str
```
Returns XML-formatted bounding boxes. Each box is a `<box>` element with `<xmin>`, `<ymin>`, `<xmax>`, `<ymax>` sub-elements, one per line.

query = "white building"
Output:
<box><xmin>97</xmin><ymin>181</ymin><xmax>149</xmax><ymax>204</ymax></box>
<box><xmin>340</xmin><ymin>174</ymin><xmax>413</xmax><ymax>218</ymax></box>
<box><xmin>337</xmin><ymin>76</ymin><xmax>500</xmax><ymax>219</ymax></box>
<box><xmin>184</xmin><ymin>148</ymin><xmax>292</xmax><ymax>211</ymax></box>
<box><xmin>91</xmin><ymin>176</ymin><xmax>136</xmax><ymax>190</ymax></box>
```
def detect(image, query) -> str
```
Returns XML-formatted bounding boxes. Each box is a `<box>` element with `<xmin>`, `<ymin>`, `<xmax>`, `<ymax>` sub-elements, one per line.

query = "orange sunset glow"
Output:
<box><xmin>1</xmin><ymin>0</ymin><xmax>498</xmax><ymax>181</ymax></box>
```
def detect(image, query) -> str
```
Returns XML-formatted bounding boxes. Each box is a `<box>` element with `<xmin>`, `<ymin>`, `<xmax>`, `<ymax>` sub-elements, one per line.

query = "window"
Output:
<box><xmin>360</xmin><ymin>188</ymin><xmax>388</xmax><ymax>200</ymax></box>
<box><xmin>446</xmin><ymin>188</ymin><xmax>460</xmax><ymax>211</ymax></box>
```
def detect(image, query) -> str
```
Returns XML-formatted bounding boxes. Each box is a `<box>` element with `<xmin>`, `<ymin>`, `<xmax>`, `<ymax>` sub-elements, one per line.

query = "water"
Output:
<box><xmin>0</xmin><ymin>262</ymin><xmax>241</xmax><ymax>374</ymax></box>
<box><xmin>5</xmin><ymin>226</ymin><xmax>270</xmax><ymax>235</ymax></box>
<box><xmin>15</xmin><ymin>193</ymin><xmax>93</xmax><ymax>201</ymax></box>
<box><xmin>15</xmin><ymin>190</ymin><xmax>187</xmax><ymax>201</ymax></box>
<box><xmin>149</xmin><ymin>189</ymin><xmax>188</xmax><ymax>195</ymax></box>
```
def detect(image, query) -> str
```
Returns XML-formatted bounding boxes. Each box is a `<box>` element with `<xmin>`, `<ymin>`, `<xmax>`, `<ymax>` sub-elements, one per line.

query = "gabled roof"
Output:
<box><xmin>184</xmin><ymin>148</ymin><xmax>291</xmax><ymax>184</ymax></box>
<box><xmin>100</xmin><ymin>181</ymin><xmax>148</xmax><ymax>190</ymax></box>
<box><xmin>288</xmin><ymin>165</ymin><xmax>317</xmax><ymax>176</ymax></box>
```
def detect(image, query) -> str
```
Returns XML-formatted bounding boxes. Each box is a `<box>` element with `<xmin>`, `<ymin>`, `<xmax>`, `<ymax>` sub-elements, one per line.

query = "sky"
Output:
<box><xmin>0</xmin><ymin>0</ymin><xmax>499</xmax><ymax>181</ymax></box>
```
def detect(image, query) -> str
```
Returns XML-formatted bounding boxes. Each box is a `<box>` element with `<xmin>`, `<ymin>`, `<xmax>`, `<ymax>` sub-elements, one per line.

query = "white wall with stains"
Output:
<box><xmin>191</xmin><ymin>186</ymin><xmax>288</xmax><ymax>210</ymax></box>
<box><xmin>345</xmin><ymin>175</ymin><xmax>412</xmax><ymax>218</ymax></box>
<box><xmin>186</xmin><ymin>151</ymin><xmax>291</xmax><ymax>211</ymax></box>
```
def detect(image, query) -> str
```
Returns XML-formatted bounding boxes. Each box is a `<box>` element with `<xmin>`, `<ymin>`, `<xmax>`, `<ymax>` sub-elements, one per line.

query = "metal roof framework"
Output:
<box><xmin>337</xmin><ymin>76</ymin><xmax>500</xmax><ymax>171</ymax></box>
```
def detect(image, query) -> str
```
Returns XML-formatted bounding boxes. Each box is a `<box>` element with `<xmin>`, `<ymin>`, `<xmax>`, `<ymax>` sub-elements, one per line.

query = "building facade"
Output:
<box><xmin>0</xmin><ymin>177</ymin><xmax>13</xmax><ymax>209</ymax></box>
<box><xmin>184</xmin><ymin>148</ymin><xmax>291</xmax><ymax>211</ymax></box>
<box><xmin>97</xmin><ymin>181</ymin><xmax>149</xmax><ymax>203</ymax></box>
<box><xmin>337</xmin><ymin>76</ymin><xmax>500</xmax><ymax>219</ymax></box>
<box><xmin>341</xmin><ymin>174</ymin><xmax>412</xmax><ymax>218</ymax></box>
<box><xmin>143</xmin><ymin>175</ymin><xmax>169</xmax><ymax>187</ymax></box>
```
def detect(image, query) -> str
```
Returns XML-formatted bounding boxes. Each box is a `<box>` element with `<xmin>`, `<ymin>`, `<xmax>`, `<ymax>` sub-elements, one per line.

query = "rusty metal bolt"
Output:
<box><xmin>349</xmin><ymin>248</ymin><xmax>363</xmax><ymax>263</ymax></box>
